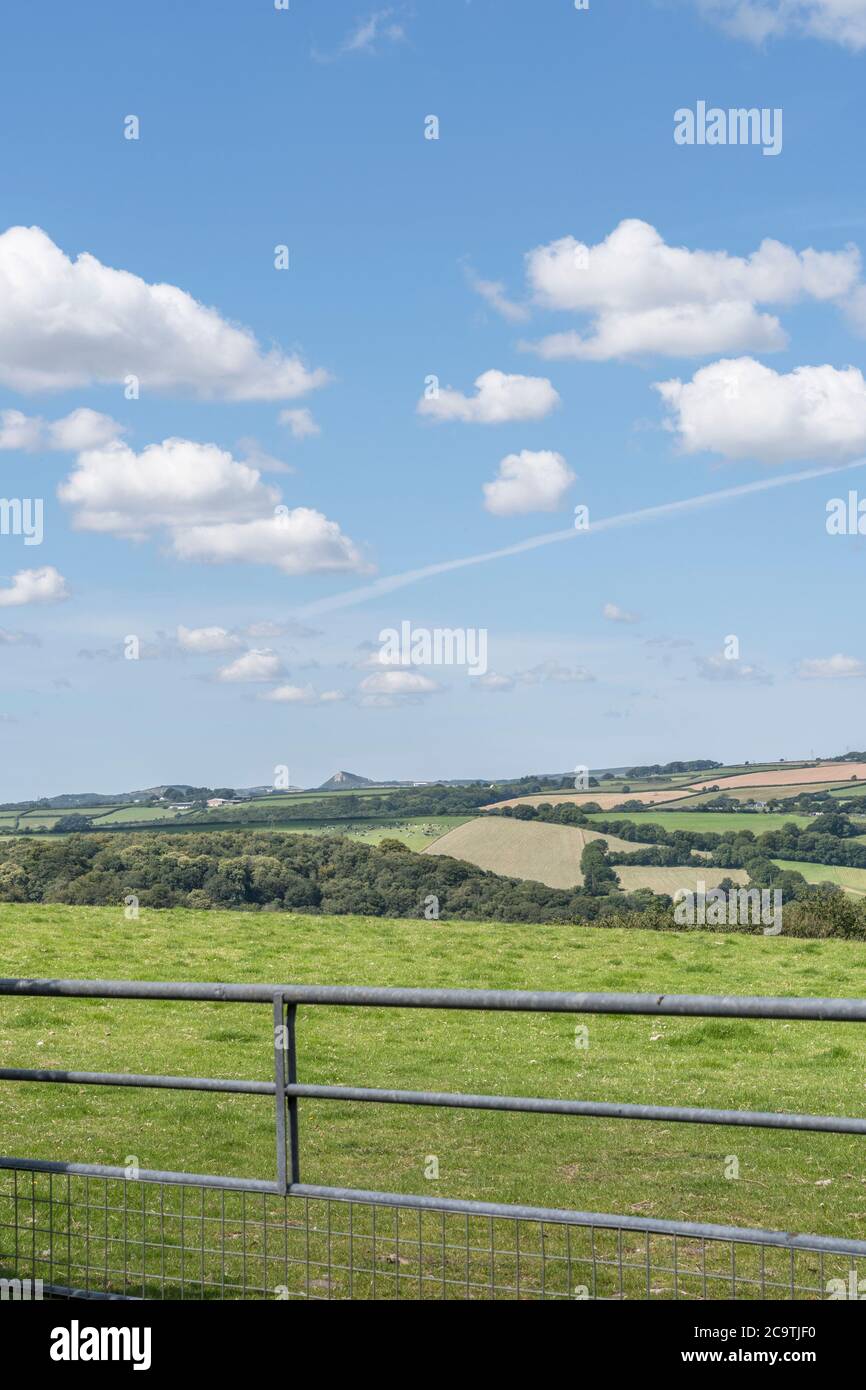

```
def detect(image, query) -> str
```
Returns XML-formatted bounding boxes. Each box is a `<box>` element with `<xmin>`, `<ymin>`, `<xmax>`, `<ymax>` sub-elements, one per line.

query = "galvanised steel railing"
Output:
<box><xmin>3</xmin><ymin>977</ymin><xmax>866</xmax><ymax>1297</ymax></box>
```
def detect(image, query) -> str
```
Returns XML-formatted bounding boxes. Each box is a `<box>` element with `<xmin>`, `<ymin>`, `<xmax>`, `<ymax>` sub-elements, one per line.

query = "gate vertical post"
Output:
<box><xmin>273</xmin><ymin>996</ymin><xmax>288</xmax><ymax>1194</ymax></box>
<box><xmin>286</xmin><ymin>1004</ymin><xmax>301</xmax><ymax>1185</ymax></box>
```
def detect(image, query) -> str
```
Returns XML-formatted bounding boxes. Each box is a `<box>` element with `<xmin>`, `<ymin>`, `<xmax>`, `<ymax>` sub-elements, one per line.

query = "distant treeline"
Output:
<box><xmin>0</xmin><ymin>829</ymin><xmax>863</xmax><ymax>939</ymax></box>
<box><xmin>0</xmin><ymin>830</ymin><xmax>662</xmax><ymax>923</ymax></box>
<box><xmin>115</xmin><ymin>784</ymin><xmax>551</xmax><ymax>828</ymax></box>
<box><xmin>622</xmin><ymin>759</ymin><xmax>721</xmax><ymax>778</ymax></box>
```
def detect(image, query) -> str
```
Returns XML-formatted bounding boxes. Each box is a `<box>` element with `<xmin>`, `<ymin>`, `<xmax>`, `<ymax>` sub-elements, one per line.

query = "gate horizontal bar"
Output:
<box><xmin>0</xmin><ymin>1156</ymin><xmax>279</xmax><ymax>1194</ymax></box>
<box><xmin>288</xmin><ymin>1183</ymin><xmax>866</xmax><ymax>1259</ymax></box>
<box><xmin>284</xmin><ymin>1082</ymin><xmax>866</xmax><ymax>1135</ymax></box>
<box><xmin>0</xmin><ymin>1068</ymin><xmax>274</xmax><ymax>1095</ymax></box>
<box><xmin>3</xmin><ymin>976</ymin><xmax>866</xmax><ymax>1021</ymax></box>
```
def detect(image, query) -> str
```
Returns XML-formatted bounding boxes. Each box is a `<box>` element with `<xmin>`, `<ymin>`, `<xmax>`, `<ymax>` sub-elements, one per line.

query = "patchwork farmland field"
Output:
<box><xmin>585</xmin><ymin>811</ymin><xmax>818</xmax><ymax>834</ymax></box>
<box><xmin>94</xmin><ymin>805</ymin><xmax>184</xmax><ymax>824</ymax></box>
<box><xmin>771</xmin><ymin>861</ymin><xmax>866</xmax><ymax>897</ymax></box>
<box><xmin>423</xmin><ymin>816</ymin><xmax>649</xmax><ymax>888</ymax></box>
<box><xmin>664</xmin><ymin>784</ymin><xmax>845</xmax><ymax>806</ymax></box>
<box><xmin>687</xmin><ymin>764</ymin><xmax>866</xmax><ymax>792</ymax></box>
<box><xmin>2</xmin><ymin>903</ymin><xmax>866</xmax><ymax>1242</ymax></box>
<box><xmin>614</xmin><ymin>866</ymin><xmax>750</xmax><ymax>894</ymax></box>
<box><xmin>483</xmin><ymin>789</ymin><xmax>687</xmax><ymax>812</ymax></box>
<box><xmin>280</xmin><ymin>815</ymin><xmax>473</xmax><ymax>850</ymax></box>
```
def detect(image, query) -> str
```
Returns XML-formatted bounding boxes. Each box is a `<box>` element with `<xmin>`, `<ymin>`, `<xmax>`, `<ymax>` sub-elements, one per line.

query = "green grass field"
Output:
<box><xmin>275</xmin><ymin>816</ymin><xmax>473</xmax><ymax>850</ymax></box>
<box><xmin>772</xmin><ymin>861</ymin><xmax>866</xmax><ymax>897</ymax></box>
<box><xmin>829</xmin><ymin>783</ymin><xmax>866</xmax><ymax>801</ymax></box>
<box><xmin>587</xmin><ymin>811</ymin><xmax>818</xmax><ymax>834</ymax></box>
<box><xmin>2</xmin><ymin>902</ymin><xmax>866</xmax><ymax>1253</ymax></box>
<box><xmin>94</xmin><ymin>806</ymin><xmax>182</xmax><ymax>824</ymax></box>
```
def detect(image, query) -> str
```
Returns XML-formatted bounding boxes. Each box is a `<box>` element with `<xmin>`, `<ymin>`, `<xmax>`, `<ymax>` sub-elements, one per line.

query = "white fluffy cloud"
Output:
<box><xmin>656</xmin><ymin>357</ymin><xmax>866</xmax><ymax>462</ymax></box>
<box><xmin>0</xmin><ymin>566</ymin><xmax>69</xmax><ymax>608</ymax></box>
<box><xmin>172</xmin><ymin>510</ymin><xmax>368</xmax><ymax>575</ymax></box>
<box><xmin>261</xmin><ymin>683</ymin><xmax>346</xmax><ymax>704</ymax></box>
<box><xmin>483</xmin><ymin>450</ymin><xmax>575</xmax><ymax>516</ymax></box>
<box><xmin>417</xmin><ymin>369</ymin><xmax>560</xmax><ymax>424</ymax></box>
<box><xmin>0</xmin><ymin>407</ymin><xmax>122</xmax><ymax>452</ymax></box>
<box><xmin>217</xmin><ymin>649</ymin><xmax>284</xmax><ymax>683</ymax></box>
<box><xmin>58</xmin><ymin>438</ymin><xmax>279</xmax><ymax>537</ymax></box>
<box><xmin>359</xmin><ymin>670</ymin><xmax>441</xmax><ymax>708</ymax></box>
<box><xmin>696</xmin><ymin>0</ymin><xmax>866</xmax><ymax>49</ymax></box>
<box><xmin>519</xmin><ymin>220</ymin><xmax>859</xmax><ymax>361</ymax></box>
<box><xmin>0</xmin><ymin>226</ymin><xmax>329</xmax><ymax>399</ymax></box>
<box><xmin>796</xmin><ymin>653</ymin><xmax>866</xmax><ymax>679</ymax></box>
<box><xmin>57</xmin><ymin>437</ymin><xmax>367</xmax><ymax>575</ymax></box>
<box><xmin>177</xmin><ymin>625</ymin><xmax>243</xmax><ymax>654</ymax></box>
<box><xmin>360</xmin><ymin>669</ymin><xmax>440</xmax><ymax>694</ymax></box>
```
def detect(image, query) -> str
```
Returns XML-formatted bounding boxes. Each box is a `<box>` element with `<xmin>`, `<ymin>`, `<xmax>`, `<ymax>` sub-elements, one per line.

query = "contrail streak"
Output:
<box><xmin>297</xmin><ymin>459</ymin><xmax>865</xmax><ymax>617</ymax></box>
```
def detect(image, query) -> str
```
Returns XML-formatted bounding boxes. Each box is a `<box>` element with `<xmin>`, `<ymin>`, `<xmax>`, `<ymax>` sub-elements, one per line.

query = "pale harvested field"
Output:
<box><xmin>614</xmin><ymin>866</ymin><xmax>750</xmax><ymax>895</ymax></box>
<box><xmin>687</xmin><ymin>764</ymin><xmax>866</xmax><ymax>792</ymax></box>
<box><xmin>483</xmin><ymin>789</ymin><xmax>686</xmax><ymax>812</ymax></box>
<box><xmin>423</xmin><ymin>816</ymin><xmax>649</xmax><ymax>889</ymax></box>
<box><xmin>664</xmin><ymin>783</ymin><xmax>843</xmax><ymax>807</ymax></box>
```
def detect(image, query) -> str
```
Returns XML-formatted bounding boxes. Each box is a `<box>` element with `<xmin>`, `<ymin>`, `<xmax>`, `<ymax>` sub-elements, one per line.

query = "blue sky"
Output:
<box><xmin>1</xmin><ymin>0</ymin><xmax>866</xmax><ymax>797</ymax></box>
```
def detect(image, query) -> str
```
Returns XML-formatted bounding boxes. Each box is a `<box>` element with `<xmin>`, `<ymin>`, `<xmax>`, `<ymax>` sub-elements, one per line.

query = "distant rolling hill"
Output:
<box><xmin>317</xmin><ymin>770</ymin><xmax>377</xmax><ymax>790</ymax></box>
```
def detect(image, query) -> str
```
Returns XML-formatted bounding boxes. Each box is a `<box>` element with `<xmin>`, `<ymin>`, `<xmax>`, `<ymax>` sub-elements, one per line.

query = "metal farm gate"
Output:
<box><xmin>2</xmin><ymin>977</ymin><xmax>866</xmax><ymax>1300</ymax></box>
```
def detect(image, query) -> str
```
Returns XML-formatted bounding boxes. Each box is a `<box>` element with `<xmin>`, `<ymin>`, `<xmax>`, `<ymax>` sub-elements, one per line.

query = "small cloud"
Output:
<box><xmin>696</xmin><ymin>653</ymin><xmax>773</xmax><ymax>684</ymax></box>
<box><xmin>314</xmin><ymin>8</ymin><xmax>407</xmax><ymax>62</ymax></box>
<box><xmin>418</xmin><ymin>369</ymin><xmax>560</xmax><ymax>425</ymax></box>
<box><xmin>796</xmin><ymin>654</ymin><xmax>866</xmax><ymax>680</ymax></box>
<box><xmin>694</xmin><ymin>0</ymin><xmax>866</xmax><ymax>51</ymax></box>
<box><xmin>217</xmin><ymin>649</ymin><xmax>285</xmax><ymax>683</ymax></box>
<box><xmin>603</xmin><ymin>602</ymin><xmax>640</xmax><ymax>624</ymax></box>
<box><xmin>0</xmin><ymin>628</ymin><xmax>40</xmax><ymax>646</ymax></box>
<box><xmin>0</xmin><ymin>567</ymin><xmax>69</xmax><ymax>609</ymax></box>
<box><xmin>178</xmin><ymin>625</ymin><xmax>243</xmax><ymax>655</ymax></box>
<box><xmin>483</xmin><ymin>450</ymin><xmax>575</xmax><ymax>516</ymax></box>
<box><xmin>0</xmin><ymin>407</ymin><xmax>123</xmax><ymax>453</ymax></box>
<box><xmin>477</xmin><ymin>660</ymin><xmax>594</xmax><ymax>691</ymax></box>
<box><xmin>244</xmin><ymin>620</ymin><xmax>322</xmax><ymax>640</ymax></box>
<box><xmin>279</xmin><ymin>408</ymin><xmax>320</xmax><ymax>440</ymax></box>
<box><xmin>517</xmin><ymin>660</ymin><xmax>595</xmax><ymax>685</ymax></box>
<box><xmin>260</xmin><ymin>683</ymin><xmax>345</xmax><ymax>705</ymax></box>
<box><xmin>359</xmin><ymin>669</ymin><xmax>441</xmax><ymax>705</ymax></box>
<box><xmin>473</xmin><ymin>671</ymin><xmax>515</xmax><ymax>693</ymax></box>
<box><xmin>237</xmin><ymin>438</ymin><xmax>294</xmax><ymax>475</ymax></box>
<box><xmin>261</xmin><ymin>683</ymin><xmax>320</xmax><ymax>705</ymax></box>
<box><xmin>463</xmin><ymin>264</ymin><xmax>529</xmax><ymax>323</ymax></box>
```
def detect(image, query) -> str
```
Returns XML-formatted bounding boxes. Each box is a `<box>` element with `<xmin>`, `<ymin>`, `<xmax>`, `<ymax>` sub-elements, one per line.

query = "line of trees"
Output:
<box><xmin>0</xmin><ymin>830</ymin><xmax>660</xmax><ymax>923</ymax></box>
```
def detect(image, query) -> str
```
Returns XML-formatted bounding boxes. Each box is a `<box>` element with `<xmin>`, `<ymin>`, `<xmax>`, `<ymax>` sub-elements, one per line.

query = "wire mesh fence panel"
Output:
<box><xmin>1</xmin><ymin>1168</ymin><xmax>863</xmax><ymax>1301</ymax></box>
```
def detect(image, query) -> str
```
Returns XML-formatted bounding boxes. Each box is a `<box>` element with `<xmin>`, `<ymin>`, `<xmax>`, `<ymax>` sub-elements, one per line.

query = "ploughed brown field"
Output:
<box><xmin>687</xmin><ymin>763</ymin><xmax>866</xmax><ymax>791</ymax></box>
<box><xmin>423</xmin><ymin>816</ymin><xmax>649</xmax><ymax>889</ymax></box>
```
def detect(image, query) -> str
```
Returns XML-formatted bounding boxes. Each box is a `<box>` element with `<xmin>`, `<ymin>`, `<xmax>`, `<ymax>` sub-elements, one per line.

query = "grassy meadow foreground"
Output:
<box><xmin>2</xmin><ymin>902</ymin><xmax>866</xmax><ymax>1249</ymax></box>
